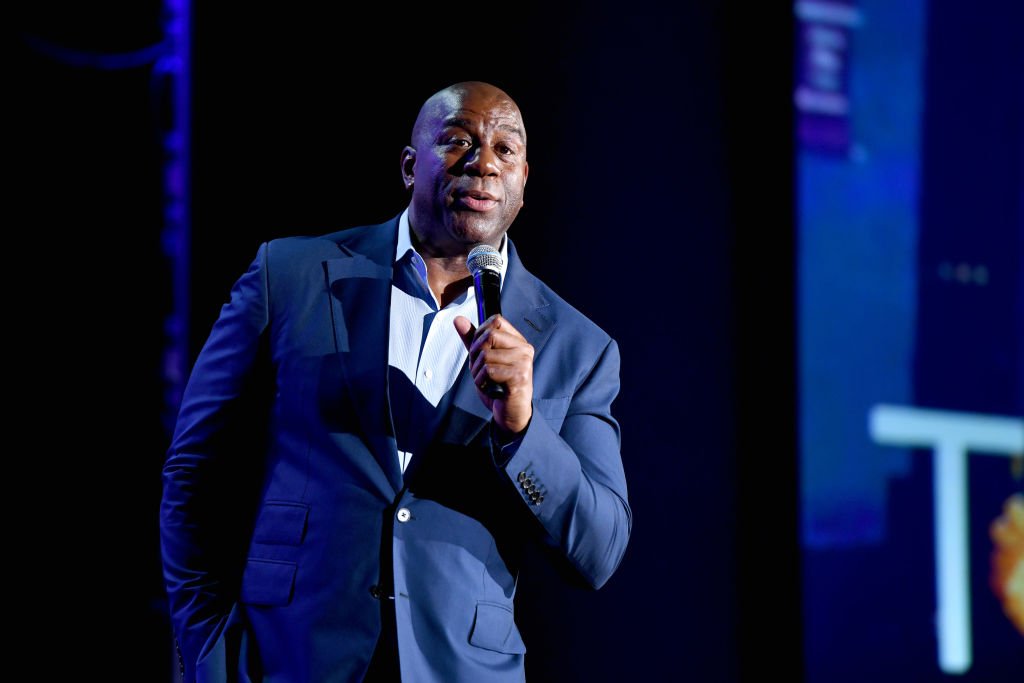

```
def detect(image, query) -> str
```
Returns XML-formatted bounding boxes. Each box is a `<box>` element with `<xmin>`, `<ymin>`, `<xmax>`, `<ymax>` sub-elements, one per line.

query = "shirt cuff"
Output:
<box><xmin>490</xmin><ymin>420</ymin><xmax>527</xmax><ymax>468</ymax></box>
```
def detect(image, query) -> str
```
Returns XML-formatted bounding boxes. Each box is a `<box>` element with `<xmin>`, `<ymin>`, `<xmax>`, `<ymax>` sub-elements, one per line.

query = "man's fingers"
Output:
<box><xmin>489</xmin><ymin>315</ymin><xmax>528</xmax><ymax>342</ymax></box>
<box><xmin>472</xmin><ymin>361</ymin><xmax>530</xmax><ymax>389</ymax></box>
<box><xmin>470</xmin><ymin>347</ymin><xmax>534</xmax><ymax>376</ymax></box>
<box><xmin>453</xmin><ymin>316</ymin><xmax>476</xmax><ymax>352</ymax></box>
<box><xmin>469</xmin><ymin>325</ymin><xmax>529</xmax><ymax>355</ymax></box>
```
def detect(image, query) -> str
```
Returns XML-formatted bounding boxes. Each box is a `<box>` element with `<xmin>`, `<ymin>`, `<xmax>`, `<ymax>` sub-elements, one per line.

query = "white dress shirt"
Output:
<box><xmin>388</xmin><ymin>207</ymin><xmax>508</xmax><ymax>473</ymax></box>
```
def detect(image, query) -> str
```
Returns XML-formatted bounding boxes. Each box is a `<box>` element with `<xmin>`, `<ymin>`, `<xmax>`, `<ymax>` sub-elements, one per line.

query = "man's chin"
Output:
<box><xmin>447</xmin><ymin>214</ymin><xmax>507</xmax><ymax>248</ymax></box>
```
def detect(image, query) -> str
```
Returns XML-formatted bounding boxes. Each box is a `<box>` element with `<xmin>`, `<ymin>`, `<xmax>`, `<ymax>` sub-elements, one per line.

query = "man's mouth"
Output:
<box><xmin>454</xmin><ymin>190</ymin><xmax>499</xmax><ymax>212</ymax></box>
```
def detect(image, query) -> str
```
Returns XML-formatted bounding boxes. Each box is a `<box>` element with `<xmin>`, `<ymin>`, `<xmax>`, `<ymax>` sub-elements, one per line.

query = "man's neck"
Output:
<box><xmin>421</xmin><ymin>257</ymin><xmax>473</xmax><ymax>309</ymax></box>
<box><xmin>403</xmin><ymin>211</ymin><xmax>508</xmax><ymax>308</ymax></box>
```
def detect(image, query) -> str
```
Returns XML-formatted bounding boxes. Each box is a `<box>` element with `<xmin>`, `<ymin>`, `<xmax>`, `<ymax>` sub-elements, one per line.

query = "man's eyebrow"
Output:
<box><xmin>441</xmin><ymin>117</ymin><xmax>473</xmax><ymax>131</ymax></box>
<box><xmin>496</xmin><ymin>123</ymin><xmax>525</xmax><ymax>140</ymax></box>
<box><xmin>440</xmin><ymin>117</ymin><xmax>525</xmax><ymax>140</ymax></box>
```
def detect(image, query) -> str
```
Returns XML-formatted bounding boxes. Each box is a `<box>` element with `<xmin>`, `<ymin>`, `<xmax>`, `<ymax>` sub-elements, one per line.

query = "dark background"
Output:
<box><xmin>16</xmin><ymin>2</ymin><xmax>796</xmax><ymax>680</ymax></box>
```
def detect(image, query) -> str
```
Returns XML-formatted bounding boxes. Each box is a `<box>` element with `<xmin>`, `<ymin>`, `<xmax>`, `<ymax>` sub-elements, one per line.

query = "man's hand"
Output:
<box><xmin>454</xmin><ymin>314</ymin><xmax>534</xmax><ymax>436</ymax></box>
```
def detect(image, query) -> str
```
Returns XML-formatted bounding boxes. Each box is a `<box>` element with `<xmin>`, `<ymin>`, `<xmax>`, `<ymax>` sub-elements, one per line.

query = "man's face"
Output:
<box><xmin>404</xmin><ymin>85</ymin><xmax>528</xmax><ymax>254</ymax></box>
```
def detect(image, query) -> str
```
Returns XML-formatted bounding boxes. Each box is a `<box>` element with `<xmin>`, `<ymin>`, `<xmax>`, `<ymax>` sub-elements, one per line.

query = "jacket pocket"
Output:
<box><xmin>252</xmin><ymin>501</ymin><xmax>309</xmax><ymax>546</ymax></box>
<box><xmin>240</xmin><ymin>558</ymin><xmax>297</xmax><ymax>606</ymax></box>
<box><xmin>468</xmin><ymin>601</ymin><xmax>527</xmax><ymax>654</ymax></box>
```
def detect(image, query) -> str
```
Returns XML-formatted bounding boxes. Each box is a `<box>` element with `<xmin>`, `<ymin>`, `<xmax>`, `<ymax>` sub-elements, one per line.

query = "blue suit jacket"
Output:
<box><xmin>160</xmin><ymin>215</ymin><xmax>631</xmax><ymax>682</ymax></box>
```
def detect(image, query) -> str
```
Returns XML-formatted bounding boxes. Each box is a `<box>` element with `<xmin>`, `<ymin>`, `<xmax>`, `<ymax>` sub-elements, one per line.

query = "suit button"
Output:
<box><xmin>370</xmin><ymin>584</ymin><xmax>383</xmax><ymax>599</ymax></box>
<box><xmin>517</xmin><ymin>472</ymin><xmax>527</xmax><ymax>483</ymax></box>
<box><xmin>396</xmin><ymin>508</ymin><xmax>411</xmax><ymax>523</ymax></box>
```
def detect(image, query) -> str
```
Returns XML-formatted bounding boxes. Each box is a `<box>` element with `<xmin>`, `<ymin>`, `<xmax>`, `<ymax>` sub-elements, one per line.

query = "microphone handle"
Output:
<box><xmin>473</xmin><ymin>269</ymin><xmax>507</xmax><ymax>399</ymax></box>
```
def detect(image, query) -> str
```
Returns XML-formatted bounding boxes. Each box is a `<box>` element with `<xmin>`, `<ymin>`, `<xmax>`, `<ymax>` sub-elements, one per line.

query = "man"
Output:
<box><xmin>160</xmin><ymin>81</ymin><xmax>631</xmax><ymax>683</ymax></box>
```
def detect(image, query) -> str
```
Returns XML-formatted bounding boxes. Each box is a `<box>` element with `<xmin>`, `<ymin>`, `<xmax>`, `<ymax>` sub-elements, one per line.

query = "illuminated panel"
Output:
<box><xmin>870</xmin><ymin>405</ymin><xmax>1024</xmax><ymax>673</ymax></box>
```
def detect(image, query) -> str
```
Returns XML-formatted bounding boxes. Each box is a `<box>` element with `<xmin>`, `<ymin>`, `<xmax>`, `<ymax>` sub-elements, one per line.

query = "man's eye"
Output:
<box><xmin>497</xmin><ymin>145</ymin><xmax>515</xmax><ymax>155</ymax></box>
<box><xmin>449</xmin><ymin>138</ymin><xmax>471</xmax><ymax>147</ymax></box>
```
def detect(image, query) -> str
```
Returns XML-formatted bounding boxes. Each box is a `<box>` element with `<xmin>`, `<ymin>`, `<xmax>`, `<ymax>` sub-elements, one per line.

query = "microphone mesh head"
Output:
<box><xmin>467</xmin><ymin>243</ymin><xmax>503</xmax><ymax>275</ymax></box>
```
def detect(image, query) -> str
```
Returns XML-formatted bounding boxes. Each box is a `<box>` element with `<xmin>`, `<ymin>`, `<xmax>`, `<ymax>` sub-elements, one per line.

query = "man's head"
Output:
<box><xmin>401</xmin><ymin>81</ymin><xmax>528</xmax><ymax>256</ymax></box>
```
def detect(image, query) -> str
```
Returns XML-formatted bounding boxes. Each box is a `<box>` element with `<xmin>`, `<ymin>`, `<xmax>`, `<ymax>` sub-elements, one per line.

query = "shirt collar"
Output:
<box><xmin>395</xmin><ymin>207</ymin><xmax>510</xmax><ymax>285</ymax></box>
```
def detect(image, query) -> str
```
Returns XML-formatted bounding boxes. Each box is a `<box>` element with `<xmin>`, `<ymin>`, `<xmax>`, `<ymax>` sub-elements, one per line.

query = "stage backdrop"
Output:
<box><xmin>796</xmin><ymin>1</ymin><xmax>1024</xmax><ymax>681</ymax></box>
<box><xmin>17</xmin><ymin>1</ymin><xmax>797</xmax><ymax>680</ymax></box>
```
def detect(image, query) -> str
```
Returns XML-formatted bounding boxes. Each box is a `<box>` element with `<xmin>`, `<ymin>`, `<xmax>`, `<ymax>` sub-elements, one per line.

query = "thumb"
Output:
<box><xmin>453</xmin><ymin>316</ymin><xmax>476</xmax><ymax>352</ymax></box>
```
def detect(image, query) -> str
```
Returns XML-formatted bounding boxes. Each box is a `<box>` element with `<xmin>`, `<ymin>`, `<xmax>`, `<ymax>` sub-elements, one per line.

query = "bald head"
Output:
<box><xmin>411</xmin><ymin>81</ymin><xmax>526</xmax><ymax>149</ymax></box>
<box><xmin>400</xmin><ymin>80</ymin><xmax>529</xmax><ymax>256</ymax></box>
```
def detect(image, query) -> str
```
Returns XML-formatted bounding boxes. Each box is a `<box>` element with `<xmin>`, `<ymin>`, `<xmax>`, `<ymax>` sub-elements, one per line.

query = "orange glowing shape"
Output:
<box><xmin>990</xmin><ymin>493</ymin><xmax>1024</xmax><ymax>636</ymax></box>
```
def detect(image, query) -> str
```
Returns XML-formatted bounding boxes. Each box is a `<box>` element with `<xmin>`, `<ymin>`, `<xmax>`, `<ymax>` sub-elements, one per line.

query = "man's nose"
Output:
<box><xmin>463</xmin><ymin>144</ymin><xmax>499</xmax><ymax>176</ymax></box>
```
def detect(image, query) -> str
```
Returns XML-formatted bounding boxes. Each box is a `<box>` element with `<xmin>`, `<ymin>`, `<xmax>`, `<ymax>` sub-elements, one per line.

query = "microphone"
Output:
<box><xmin>466</xmin><ymin>243</ymin><xmax>507</xmax><ymax>399</ymax></box>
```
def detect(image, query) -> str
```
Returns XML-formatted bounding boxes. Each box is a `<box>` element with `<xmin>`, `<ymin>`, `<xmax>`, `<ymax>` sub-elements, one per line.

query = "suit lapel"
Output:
<box><xmin>324</xmin><ymin>219</ymin><xmax>403</xmax><ymax>496</ymax></box>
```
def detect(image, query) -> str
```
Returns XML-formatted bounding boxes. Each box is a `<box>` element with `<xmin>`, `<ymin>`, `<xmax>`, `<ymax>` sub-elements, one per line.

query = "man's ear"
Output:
<box><xmin>400</xmin><ymin>146</ymin><xmax>416</xmax><ymax>190</ymax></box>
<box><xmin>519</xmin><ymin>161</ymin><xmax>529</xmax><ymax>210</ymax></box>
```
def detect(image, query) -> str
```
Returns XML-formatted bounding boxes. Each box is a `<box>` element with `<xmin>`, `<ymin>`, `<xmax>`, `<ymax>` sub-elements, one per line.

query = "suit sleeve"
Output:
<box><xmin>159</xmin><ymin>242</ymin><xmax>271</xmax><ymax>681</ymax></box>
<box><xmin>498</xmin><ymin>337</ymin><xmax>631</xmax><ymax>589</ymax></box>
